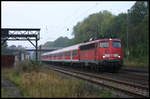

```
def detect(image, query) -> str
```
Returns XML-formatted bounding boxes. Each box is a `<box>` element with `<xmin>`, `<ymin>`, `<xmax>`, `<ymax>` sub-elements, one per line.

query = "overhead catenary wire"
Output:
<box><xmin>44</xmin><ymin>5</ymin><xmax>83</xmax><ymax>40</ymax></box>
<box><xmin>57</xmin><ymin>4</ymin><xmax>85</xmax><ymax>33</ymax></box>
<box><xmin>45</xmin><ymin>25</ymin><xmax>57</xmax><ymax>41</ymax></box>
<box><xmin>70</xmin><ymin>3</ymin><xmax>99</xmax><ymax>25</ymax></box>
<box><xmin>57</xmin><ymin>3</ymin><xmax>99</xmax><ymax>34</ymax></box>
<box><xmin>44</xmin><ymin>3</ymin><xmax>100</xmax><ymax>41</ymax></box>
<box><xmin>61</xmin><ymin>4</ymin><xmax>82</xmax><ymax>27</ymax></box>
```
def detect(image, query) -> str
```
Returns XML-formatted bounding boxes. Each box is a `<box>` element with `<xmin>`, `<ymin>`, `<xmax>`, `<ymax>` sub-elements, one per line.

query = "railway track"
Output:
<box><xmin>57</xmin><ymin>64</ymin><xmax>149</xmax><ymax>86</ymax></box>
<box><xmin>118</xmin><ymin>71</ymin><xmax>149</xmax><ymax>80</ymax></box>
<box><xmin>122</xmin><ymin>66</ymin><xmax>148</xmax><ymax>73</ymax></box>
<box><xmin>101</xmin><ymin>72</ymin><xmax>149</xmax><ymax>86</ymax></box>
<box><xmin>43</xmin><ymin>64</ymin><xmax>149</xmax><ymax>98</ymax></box>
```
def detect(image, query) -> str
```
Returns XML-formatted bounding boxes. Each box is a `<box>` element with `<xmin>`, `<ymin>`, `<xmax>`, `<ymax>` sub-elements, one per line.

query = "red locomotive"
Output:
<box><xmin>41</xmin><ymin>38</ymin><xmax>123</xmax><ymax>72</ymax></box>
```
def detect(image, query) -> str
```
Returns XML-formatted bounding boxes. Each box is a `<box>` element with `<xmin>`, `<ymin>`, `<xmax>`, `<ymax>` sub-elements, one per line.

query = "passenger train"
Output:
<box><xmin>41</xmin><ymin>38</ymin><xmax>123</xmax><ymax>72</ymax></box>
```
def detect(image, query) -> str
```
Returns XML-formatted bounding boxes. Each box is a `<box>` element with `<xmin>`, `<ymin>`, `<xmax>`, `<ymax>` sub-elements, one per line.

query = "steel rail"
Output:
<box><xmin>105</xmin><ymin>72</ymin><xmax>148</xmax><ymax>82</ymax></box>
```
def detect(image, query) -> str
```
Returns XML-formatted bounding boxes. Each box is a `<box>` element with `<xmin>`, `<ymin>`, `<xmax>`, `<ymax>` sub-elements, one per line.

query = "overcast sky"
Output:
<box><xmin>2</xmin><ymin>1</ymin><xmax>135</xmax><ymax>48</ymax></box>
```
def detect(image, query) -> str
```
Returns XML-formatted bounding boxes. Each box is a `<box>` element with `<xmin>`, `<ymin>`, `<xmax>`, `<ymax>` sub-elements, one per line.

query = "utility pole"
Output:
<box><xmin>97</xmin><ymin>23</ymin><xmax>98</xmax><ymax>39</ymax></box>
<box><xmin>36</xmin><ymin>36</ymin><xmax>38</xmax><ymax>62</ymax></box>
<box><xmin>127</xmin><ymin>9</ymin><xmax>129</xmax><ymax>61</ymax></box>
<box><xmin>39</xmin><ymin>45</ymin><xmax>42</xmax><ymax>63</ymax></box>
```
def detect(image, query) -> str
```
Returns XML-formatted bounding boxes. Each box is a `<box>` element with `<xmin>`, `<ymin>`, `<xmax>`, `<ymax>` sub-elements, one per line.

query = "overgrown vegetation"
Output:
<box><xmin>42</xmin><ymin>36</ymin><xmax>74</xmax><ymax>48</ymax></box>
<box><xmin>1</xmin><ymin>88</ymin><xmax>8</xmax><ymax>98</ymax></box>
<box><xmin>123</xmin><ymin>57</ymin><xmax>149</xmax><ymax>68</ymax></box>
<box><xmin>2</xmin><ymin>62</ymin><xmax>115</xmax><ymax>98</ymax></box>
<box><xmin>99</xmin><ymin>90</ymin><xmax>115</xmax><ymax>98</ymax></box>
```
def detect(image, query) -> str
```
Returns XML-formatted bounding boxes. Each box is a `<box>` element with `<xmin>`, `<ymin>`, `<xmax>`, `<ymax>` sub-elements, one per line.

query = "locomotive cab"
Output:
<box><xmin>98</xmin><ymin>38</ymin><xmax>123</xmax><ymax>72</ymax></box>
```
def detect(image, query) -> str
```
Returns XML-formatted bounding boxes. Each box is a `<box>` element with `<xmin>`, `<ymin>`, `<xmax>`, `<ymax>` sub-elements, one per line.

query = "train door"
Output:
<box><xmin>70</xmin><ymin>51</ymin><xmax>72</xmax><ymax>61</ymax></box>
<box><xmin>95</xmin><ymin>42</ymin><xmax>99</xmax><ymax>60</ymax></box>
<box><xmin>62</xmin><ymin>52</ymin><xmax>65</xmax><ymax>60</ymax></box>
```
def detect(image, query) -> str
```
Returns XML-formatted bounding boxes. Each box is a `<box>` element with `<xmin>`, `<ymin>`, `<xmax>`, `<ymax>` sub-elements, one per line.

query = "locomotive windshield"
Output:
<box><xmin>100</xmin><ymin>42</ymin><xmax>109</xmax><ymax>48</ymax></box>
<box><xmin>112</xmin><ymin>42</ymin><xmax>121</xmax><ymax>48</ymax></box>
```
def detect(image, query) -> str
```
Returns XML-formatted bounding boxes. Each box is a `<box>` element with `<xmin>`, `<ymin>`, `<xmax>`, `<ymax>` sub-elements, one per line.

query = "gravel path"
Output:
<box><xmin>1</xmin><ymin>78</ymin><xmax>23</xmax><ymax>98</ymax></box>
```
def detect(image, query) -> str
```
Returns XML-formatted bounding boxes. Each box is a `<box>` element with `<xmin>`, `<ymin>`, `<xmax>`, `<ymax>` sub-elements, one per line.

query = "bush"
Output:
<box><xmin>17</xmin><ymin>61</ymin><xmax>42</xmax><ymax>73</ymax></box>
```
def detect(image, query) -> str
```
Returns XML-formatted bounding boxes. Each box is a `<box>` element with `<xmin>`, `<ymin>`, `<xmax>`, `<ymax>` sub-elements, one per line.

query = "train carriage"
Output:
<box><xmin>41</xmin><ymin>43</ymin><xmax>82</xmax><ymax>62</ymax></box>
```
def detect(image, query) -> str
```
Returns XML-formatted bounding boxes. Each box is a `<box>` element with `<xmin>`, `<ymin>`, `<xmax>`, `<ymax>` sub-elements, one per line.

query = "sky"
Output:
<box><xmin>2</xmin><ymin>1</ymin><xmax>136</xmax><ymax>48</ymax></box>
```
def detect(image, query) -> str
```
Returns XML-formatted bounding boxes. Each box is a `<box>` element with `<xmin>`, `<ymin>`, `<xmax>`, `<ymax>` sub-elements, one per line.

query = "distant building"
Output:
<box><xmin>20</xmin><ymin>51</ymin><xmax>31</xmax><ymax>61</ymax></box>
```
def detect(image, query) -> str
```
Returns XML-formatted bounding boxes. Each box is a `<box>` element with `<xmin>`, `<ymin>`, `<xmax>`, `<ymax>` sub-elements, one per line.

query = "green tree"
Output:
<box><xmin>43</xmin><ymin>36</ymin><xmax>74</xmax><ymax>48</ymax></box>
<box><xmin>128</xmin><ymin>1</ymin><xmax>149</xmax><ymax>57</ymax></box>
<box><xmin>72</xmin><ymin>10</ymin><xmax>115</xmax><ymax>44</ymax></box>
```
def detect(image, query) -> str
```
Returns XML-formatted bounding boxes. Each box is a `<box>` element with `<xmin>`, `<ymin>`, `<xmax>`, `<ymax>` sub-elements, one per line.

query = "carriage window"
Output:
<box><xmin>112</xmin><ymin>42</ymin><xmax>121</xmax><ymax>48</ymax></box>
<box><xmin>72</xmin><ymin>50</ymin><xmax>78</xmax><ymax>56</ymax></box>
<box><xmin>100</xmin><ymin>42</ymin><xmax>109</xmax><ymax>48</ymax></box>
<box><xmin>80</xmin><ymin>43</ymin><xmax>95</xmax><ymax>50</ymax></box>
<box><xmin>59</xmin><ymin>53</ymin><xmax>61</xmax><ymax>57</ymax></box>
<box><xmin>65</xmin><ymin>52</ymin><xmax>70</xmax><ymax>56</ymax></box>
<box><xmin>67</xmin><ymin>52</ymin><xmax>70</xmax><ymax>56</ymax></box>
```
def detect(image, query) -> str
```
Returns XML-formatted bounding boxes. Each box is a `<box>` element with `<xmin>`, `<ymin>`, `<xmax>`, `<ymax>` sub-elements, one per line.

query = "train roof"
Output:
<box><xmin>99</xmin><ymin>38</ymin><xmax>121</xmax><ymax>41</ymax></box>
<box><xmin>42</xmin><ymin>43</ymin><xmax>83</xmax><ymax>56</ymax></box>
<box><xmin>42</xmin><ymin>38</ymin><xmax>121</xmax><ymax>56</ymax></box>
<box><xmin>80</xmin><ymin>38</ymin><xmax>121</xmax><ymax>46</ymax></box>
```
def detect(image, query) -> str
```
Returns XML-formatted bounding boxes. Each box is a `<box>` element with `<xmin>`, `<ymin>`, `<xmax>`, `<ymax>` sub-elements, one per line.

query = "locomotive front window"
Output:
<box><xmin>112</xmin><ymin>42</ymin><xmax>121</xmax><ymax>48</ymax></box>
<box><xmin>100</xmin><ymin>42</ymin><xmax>109</xmax><ymax>48</ymax></box>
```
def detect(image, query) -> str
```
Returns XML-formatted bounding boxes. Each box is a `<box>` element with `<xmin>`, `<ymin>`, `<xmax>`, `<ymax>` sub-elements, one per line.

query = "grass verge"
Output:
<box><xmin>123</xmin><ymin>57</ymin><xmax>149</xmax><ymax>68</ymax></box>
<box><xmin>2</xmin><ymin>61</ymin><xmax>115</xmax><ymax>98</ymax></box>
<box><xmin>1</xmin><ymin>88</ymin><xmax>8</xmax><ymax>98</ymax></box>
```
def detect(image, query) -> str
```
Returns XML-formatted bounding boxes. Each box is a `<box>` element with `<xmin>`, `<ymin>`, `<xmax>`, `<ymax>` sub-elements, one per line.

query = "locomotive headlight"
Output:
<box><xmin>103</xmin><ymin>54</ymin><xmax>110</xmax><ymax>58</ymax></box>
<box><xmin>113</xmin><ymin>54</ymin><xmax>120</xmax><ymax>58</ymax></box>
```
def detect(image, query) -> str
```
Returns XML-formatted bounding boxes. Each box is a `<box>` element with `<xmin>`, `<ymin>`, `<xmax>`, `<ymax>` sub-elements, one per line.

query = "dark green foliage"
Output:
<box><xmin>127</xmin><ymin>1</ymin><xmax>149</xmax><ymax>59</ymax></box>
<box><xmin>17</xmin><ymin>61</ymin><xmax>42</xmax><ymax>72</ymax></box>
<box><xmin>53</xmin><ymin>36</ymin><xmax>72</xmax><ymax>47</ymax></box>
<box><xmin>129</xmin><ymin>1</ymin><xmax>148</xmax><ymax>25</ymax></box>
<box><xmin>72</xmin><ymin>10</ymin><xmax>115</xmax><ymax>44</ymax></box>
<box><xmin>43</xmin><ymin>36</ymin><xmax>74</xmax><ymax>48</ymax></box>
